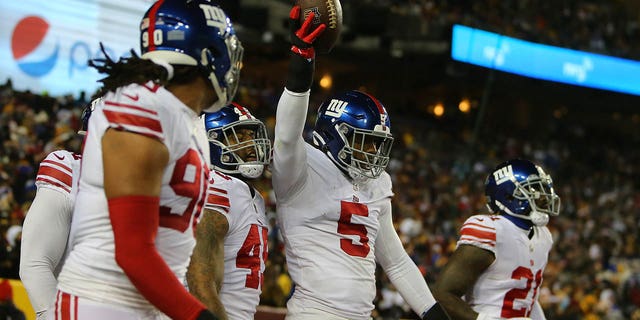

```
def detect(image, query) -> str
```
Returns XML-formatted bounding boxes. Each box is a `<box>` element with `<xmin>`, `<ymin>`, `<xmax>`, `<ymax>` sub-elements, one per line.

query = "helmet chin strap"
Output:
<box><xmin>238</xmin><ymin>164</ymin><xmax>264</xmax><ymax>179</ymax></box>
<box><xmin>495</xmin><ymin>200</ymin><xmax>549</xmax><ymax>228</ymax></box>
<box><xmin>201</xmin><ymin>49</ymin><xmax>229</xmax><ymax>113</ymax></box>
<box><xmin>204</xmin><ymin>72</ymin><xmax>228</xmax><ymax>113</ymax></box>
<box><xmin>529</xmin><ymin>210</ymin><xmax>549</xmax><ymax>226</ymax></box>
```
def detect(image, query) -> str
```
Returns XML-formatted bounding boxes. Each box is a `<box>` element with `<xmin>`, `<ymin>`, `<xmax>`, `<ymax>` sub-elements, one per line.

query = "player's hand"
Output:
<box><xmin>289</xmin><ymin>5</ymin><xmax>326</xmax><ymax>61</ymax></box>
<box><xmin>196</xmin><ymin>309</ymin><xmax>220</xmax><ymax>320</ymax></box>
<box><xmin>422</xmin><ymin>302</ymin><xmax>451</xmax><ymax>320</ymax></box>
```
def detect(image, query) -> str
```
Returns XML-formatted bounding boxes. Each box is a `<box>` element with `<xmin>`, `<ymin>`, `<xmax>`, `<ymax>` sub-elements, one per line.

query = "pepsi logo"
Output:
<box><xmin>11</xmin><ymin>16</ymin><xmax>59</xmax><ymax>77</ymax></box>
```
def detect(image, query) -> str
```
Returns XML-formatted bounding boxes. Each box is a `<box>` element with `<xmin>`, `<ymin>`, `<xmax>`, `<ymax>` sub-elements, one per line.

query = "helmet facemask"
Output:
<box><xmin>202</xmin><ymin>35</ymin><xmax>243</xmax><ymax>112</ymax></box>
<box><xmin>335</xmin><ymin>123</ymin><xmax>393</xmax><ymax>182</ymax></box>
<box><xmin>207</xmin><ymin>119</ymin><xmax>271</xmax><ymax>179</ymax></box>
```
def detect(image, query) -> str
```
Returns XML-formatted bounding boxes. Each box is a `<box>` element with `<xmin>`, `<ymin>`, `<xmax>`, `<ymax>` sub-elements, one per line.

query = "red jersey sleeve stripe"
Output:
<box><xmin>462</xmin><ymin>222</ymin><xmax>496</xmax><ymax>231</ymax></box>
<box><xmin>36</xmin><ymin>177</ymin><xmax>72</xmax><ymax>193</ymax></box>
<box><xmin>41</xmin><ymin>159</ymin><xmax>72</xmax><ymax>173</ymax></box>
<box><xmin>37</xmin><ymin>165</ymin><xmax>73</xmax><ymax>188</ymax></box>
<box><xmin>461</xmin><ymin>226</ymin><xmax>497</xmax><ymax>242</ymax></box>
<box><xmin>104</xmin><ymin>101</ymin><xmax>158</xmax><ymax>115</ymax></box>
<box><xmin>208</xmin><ymin>186</ymin><xmax>228</xmax><ymax>194</ymax></box>
<box><xmin>206</xmin><ymin>193</ymin><xmax>230</xmax><ymax>208</ymax></box>
<box><xmin>103</xmin><ymin>110</ymin><xmax>163</xmax><ymax>137</ymax></box>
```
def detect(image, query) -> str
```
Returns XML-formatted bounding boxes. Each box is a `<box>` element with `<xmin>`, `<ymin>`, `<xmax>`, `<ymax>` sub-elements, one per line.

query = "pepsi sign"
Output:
<box><xmin>0</xmin><ymin>0</ymin><xmax>154</xmax><ymax>96</ymax></box>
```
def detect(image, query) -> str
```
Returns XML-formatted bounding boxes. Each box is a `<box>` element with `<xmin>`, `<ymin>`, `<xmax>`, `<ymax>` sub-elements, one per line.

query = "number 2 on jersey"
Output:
<box><xmin>337</xmin><ymin>201</ymin><xmax>370</xmax><ymax>257</ymax></box>
<box><xmin>502</xmin><ymin>267</ymin><xmax>543</xmax><ymax>318</ymax></box>
<box><xmin>236</xmin><ymin>224</ymin><xmax>268</xmax><ymax>289</ymax></box>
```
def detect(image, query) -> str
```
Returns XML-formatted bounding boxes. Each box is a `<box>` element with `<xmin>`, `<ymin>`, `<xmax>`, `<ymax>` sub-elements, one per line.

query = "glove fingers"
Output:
<box><xmin>299</xmin><ymin>11</ymin><xmax>315</xmax><ymax>37</ymax></box>
<box><xmin>288</xmin><ymin>5</ymin><xmax>301</xmax><ymax>34</ymax></box>
<box><xmin>289</xmin><ymin>5</ymin><xmax>301</xmax><ymax>20</ymax></box>
<box><xmin>305</xmin><ymin>24</ymin><xmax>326</xmax><ymax>43</ymax></box>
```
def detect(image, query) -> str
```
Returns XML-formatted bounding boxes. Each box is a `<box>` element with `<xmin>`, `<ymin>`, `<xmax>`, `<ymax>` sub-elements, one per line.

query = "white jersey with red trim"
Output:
<box><xmin>204</xmin><ymin>170</ymin><xmax>268</xmax><ymax>320</ymax></box>
<box><xmin>20</xmin><ymin>150</ymin><xmax>80</xmax><ymax>313</ymax></box>
<box><xmin>457</xmin><ymin>214</ymin><xmax>553</xmax><ymax>319</ymax></box>
<box><xmin>57</xmin><ymin>82</ymin><xmax>210</xmax><ymax>311</ymax></box>
<box><xmin>275</xmin><ymin>144</ymin><xmax>393</xmax><ymax>319</ymax></box>
<box><xmin>35</xmin><ymin>150</ymin><xmax>81</xmax><ymax>198</ymax></box>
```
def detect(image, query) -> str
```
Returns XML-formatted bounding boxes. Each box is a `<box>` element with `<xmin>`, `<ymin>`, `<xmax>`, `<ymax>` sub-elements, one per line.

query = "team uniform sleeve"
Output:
<box><xmin>203</xmin><ymin>172</ymin><xmax>233</xmax><ymax>228</ymax></box>
<box><xmin>101</xmin><ymin>93</ymin><xmax>166</xmax><ymax>142</ymax></box>
<box><xmin>35</xmin><ymin>151</ymin><xmax>75</xmax><ymax>194</ymax></box>
<box><xmin>457</xmin><ymin>215</ymin><xmax>498</xmax><ymax>255</ymax></box>
<box><xmin>375</xmin><ymin>200</ymin><xmax>437</xmax><ymax>317</ymax></box>
<box><xmin>20</xmin><ymin>186</ymin><xmax>73</xmax><ymax>314</ymax></box>
<box><xmin>204</xmin><ymin>178</ymin><xmax>231</xmax><ymax>216</ymax></box>
<box><xmin>272</xmin><ymin>88</ymin><xmax>310</xmax><ymax>201</ymax></box>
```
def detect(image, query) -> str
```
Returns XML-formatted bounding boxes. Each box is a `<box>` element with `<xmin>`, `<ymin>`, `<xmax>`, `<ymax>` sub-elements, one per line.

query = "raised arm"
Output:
<box><xmin>375</xmin><ymin>201</ymin><xmax>450</xmax><ymax>319</ymax></box>
<box><xmin>187</xmin><ymin>208</ymin><xmax>229</xmax><ymax>320</ymax></box>
<box><xmin>272</xmin><ymin>6</ymin><xmax>325</xmax><ymax>199</ymax></box>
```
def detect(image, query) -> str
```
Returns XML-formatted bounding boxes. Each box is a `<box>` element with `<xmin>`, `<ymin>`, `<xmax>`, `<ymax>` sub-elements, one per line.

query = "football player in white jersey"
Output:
<box><xmin>55</xmin><ymin>1</ymin><xmax>243</xmax><ymax>319</ymax></box>
<box><xmin>19</xmin><ymin>100</ymin><xmax>96</xmax><ymax>320</ymax></box>
<box><xmin>187</xmin><ymin>103</ymin><xmax>271</xmax><ymax>319</ymax></box>
<box><xmin>433</xmin><ymin>159</ymin><xmax>561</xmax><ymax>320</ymax></box>
<box><xmin>270</xmin><ymin>5</ymin><xmax>449</xmax><ymax>320</ymax></box>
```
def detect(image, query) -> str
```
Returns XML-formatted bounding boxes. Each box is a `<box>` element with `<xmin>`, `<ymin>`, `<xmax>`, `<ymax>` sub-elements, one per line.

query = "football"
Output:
<box><xmin>296</xmin><ymin>0</ymin><xmax>343</xmax><ymax>54</ymax></box>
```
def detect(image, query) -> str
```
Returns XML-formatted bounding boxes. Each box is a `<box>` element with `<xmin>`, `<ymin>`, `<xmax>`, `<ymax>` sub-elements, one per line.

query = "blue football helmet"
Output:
<box><xmin>77</xmin><ymin>98</ymin><xmax>101</xmax><ymax>135</ymax></box>
<box><xmin>485</xmin><ymin>159</ymin><xmax>561</xmax><ymax>226</ymax></box>
<box><xmin>140</xmin><ymin>0</ymin><xmax>243</xmax><ymax>112</ymax></box>
<box><xmin>312</xmin><ymin>90</ymin><xmax>394</xmax><ymax>182</ymax></box>
<box><xmin>203</xmin><ymin>103</ymin><xmax>271</xmax><ymax>179</ymax></box>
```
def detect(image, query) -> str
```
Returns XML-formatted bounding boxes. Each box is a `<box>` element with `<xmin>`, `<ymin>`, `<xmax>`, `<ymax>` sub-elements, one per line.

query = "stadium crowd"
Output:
<box><xmin>1</xmin><ymin>72</ymin><xmax>639</xmax><ymax>319</ymax></box>
<box><xmin>3</xmin><ymin>1</ymin><xmax>640</xmax><ymax>318</ymax></box>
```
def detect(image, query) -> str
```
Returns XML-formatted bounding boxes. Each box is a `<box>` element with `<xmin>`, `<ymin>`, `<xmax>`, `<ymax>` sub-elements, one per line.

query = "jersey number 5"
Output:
<box><xmin>337</xmin><ymin>201</ymin><xmax>370</xmax><ymax>258</ymax></box>
<box><xmin>502</xmin><ymin>266</ymin><xmax>543</xmax><ymax>318</ymax></box>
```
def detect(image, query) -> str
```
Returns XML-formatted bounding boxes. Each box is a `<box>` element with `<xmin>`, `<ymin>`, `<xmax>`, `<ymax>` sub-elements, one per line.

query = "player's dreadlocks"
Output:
<box><xmin>90</xmin><ymin>44</ymin><xmax>205</xmax><ymax>99</ymax></box>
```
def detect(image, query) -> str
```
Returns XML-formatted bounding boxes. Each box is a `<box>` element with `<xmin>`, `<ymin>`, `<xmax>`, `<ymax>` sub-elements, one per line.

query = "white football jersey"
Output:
<box><xmin>204</xmin><ymin>170</ymin><xmax>268</xmax><ymax>320</ymax></box>
<box><xmin>20</xmin><ymin>150</ymin><xmax>81</xmax><ymax>311</ymax></box>
<box><xmin>274</xmin><ymin>144</ymin><xmax>393</xmax><ymax>320</ymax></box>
<box><xmin>57</xmin><ymin>82</ymin><xmax>210</xmax><ymax>311</ymax></box>
<box><xmin>458</xmin><ymin>214</ymin><xmax>553</xmax><ymax>319</ymax></box>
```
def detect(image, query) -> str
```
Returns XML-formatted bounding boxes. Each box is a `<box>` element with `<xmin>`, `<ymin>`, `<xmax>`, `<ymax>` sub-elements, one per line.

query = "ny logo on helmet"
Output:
<box><xmin>199</xmin><ymin>4</ymin><xmax>230</xmax><ymax>37</ymax></box>
<box><xmin>325</xmin><ymin>99</ymin><xmax>348</xmax><ymax>118</ymax></box>
<box><xmin>493</xmin><ymin>165</ymin><xmax>514</xmax><ymax>184</ymax></box>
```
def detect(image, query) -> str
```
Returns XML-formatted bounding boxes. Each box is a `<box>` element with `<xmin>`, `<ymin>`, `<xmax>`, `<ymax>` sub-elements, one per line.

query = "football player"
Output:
<box><xmin>269</xmin><ymin>5</ymin><xmax>449</xmax><ymax>320</ymax></box>
<box><xmin>19</xmin><ymin>100</ymin><xmax>96</xmax><ymax>320</ymax></box>
<box><xmin>433</xmin><ymin>159</ymin><xmax>561</xmax><ymax>320</ymax></box>
<box><xmin>187</xmin><ymin>103</ymin><xmax>271</xmax><ymax>319</ymax></box>
<box><xmin>55</xmin><ymin>1</ymin><xmax>243</xmax><ymax>319</ymax></box>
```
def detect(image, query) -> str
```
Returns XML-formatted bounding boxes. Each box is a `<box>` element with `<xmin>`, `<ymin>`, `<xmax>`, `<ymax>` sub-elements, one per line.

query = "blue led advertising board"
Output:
<box><xmin>451</xmin><ymin>24</ymin><xmax>640</xmax><ymax>96</ymax></box>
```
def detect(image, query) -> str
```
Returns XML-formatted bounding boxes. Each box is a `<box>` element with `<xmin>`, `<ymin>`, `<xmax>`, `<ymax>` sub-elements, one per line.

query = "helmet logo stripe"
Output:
<box><xmin>146</xmin><ymin>0</ymin><xmax>165</xmax><ymax>51</ymax></box>
<box><xmin>493</xmin><ymin>165</ymin><xmax>514</xmax><ymax>184</ymax></box>
<box><xmin>325</xmin><ymin>99</ymin><xmax>348</xmax><ymax>117</ymax></box>
<box><xmin>199</xmin><ymin>5</ymin><xmax>231</xmax><ymax>37</ymax></box>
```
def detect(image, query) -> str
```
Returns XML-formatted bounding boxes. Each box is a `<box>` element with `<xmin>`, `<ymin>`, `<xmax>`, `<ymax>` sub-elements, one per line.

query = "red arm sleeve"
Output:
<box><xmin>108</xmin><ymin>195</ymin><xmax>206</xmax><ymax>320</ymax></box>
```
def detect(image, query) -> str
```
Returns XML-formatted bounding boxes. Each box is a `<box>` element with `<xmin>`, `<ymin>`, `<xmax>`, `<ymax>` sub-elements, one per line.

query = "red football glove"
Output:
<box><xmin>289</xmin><ymin>5</ymin><xmax>326</xmax><ymax>60</ymax></box>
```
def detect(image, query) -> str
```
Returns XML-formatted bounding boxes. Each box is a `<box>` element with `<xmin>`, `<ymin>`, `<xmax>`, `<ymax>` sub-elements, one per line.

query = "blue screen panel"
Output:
<box><xmin>451</xmin><ymin>24</ymin><xmax>640</xmax><ymax>96</ymax></box>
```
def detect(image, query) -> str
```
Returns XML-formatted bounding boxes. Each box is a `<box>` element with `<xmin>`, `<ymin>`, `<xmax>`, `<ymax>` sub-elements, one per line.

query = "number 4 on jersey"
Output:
<box><xmin>236</xmin><ymin>224</ymin><xmax>268</xmax><ymax>289</ymax></box>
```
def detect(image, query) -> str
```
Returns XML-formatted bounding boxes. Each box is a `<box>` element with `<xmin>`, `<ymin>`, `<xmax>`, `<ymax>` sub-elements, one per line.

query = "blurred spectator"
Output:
<box><xmin>0</xmin><ymin>278</ymin><xmax>25</xmax><ymax>320</ymax></box>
